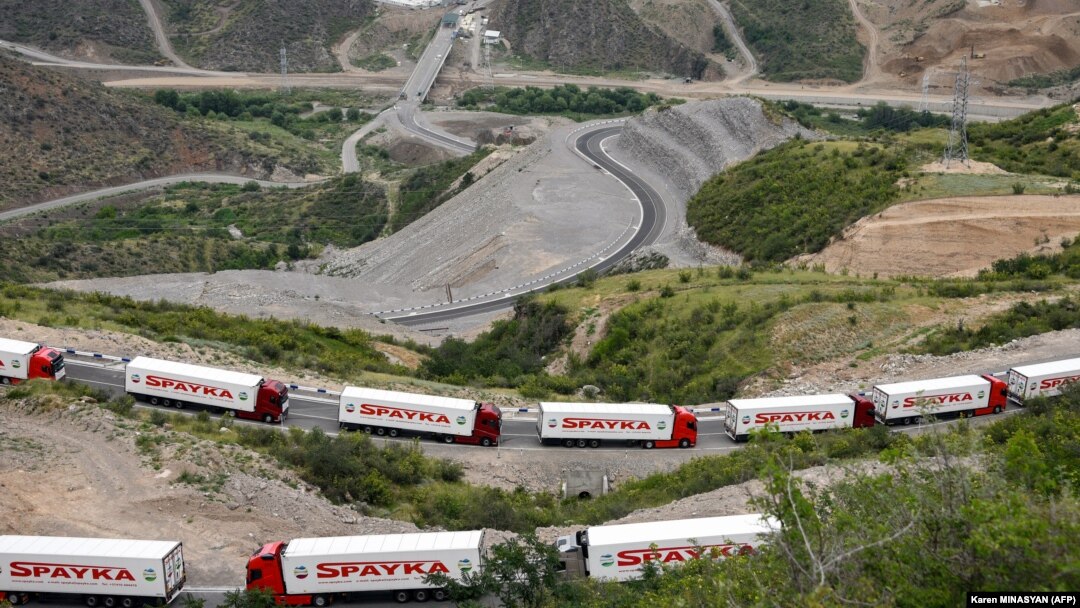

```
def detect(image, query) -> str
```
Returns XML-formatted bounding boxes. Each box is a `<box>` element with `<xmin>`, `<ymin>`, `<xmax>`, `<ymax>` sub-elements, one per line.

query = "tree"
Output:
<box><xmin>346</xmin><ymin>107</ymin><xmax>361</xmax><ymax>121</ymax></box>
<box><xmin>426</xmin><ymin>534</ymin><xmax>562</xmax><ymax>608</ymax></box>
<box><xmin>219</xmin><ymin>587</ymin><xmax>276</xmax><ymax>608</ymax></box>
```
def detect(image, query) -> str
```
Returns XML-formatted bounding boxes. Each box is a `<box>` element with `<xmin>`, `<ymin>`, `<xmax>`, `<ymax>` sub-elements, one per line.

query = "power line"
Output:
<box><xmin>944</xmin><ymin>56</ymin><xmax>970</xmax><ymax>168</ymax></box>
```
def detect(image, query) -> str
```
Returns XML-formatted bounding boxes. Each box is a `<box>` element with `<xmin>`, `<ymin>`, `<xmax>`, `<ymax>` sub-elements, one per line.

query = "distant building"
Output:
<box><xmin>442</xmin><ymin>12</ymin><xmax>459</xmax><ymax>27</ymax></box>
<box><xmin>483</xmin><ymin>29</ymin><xmax>501</xmax><ymax>44</ymax></box>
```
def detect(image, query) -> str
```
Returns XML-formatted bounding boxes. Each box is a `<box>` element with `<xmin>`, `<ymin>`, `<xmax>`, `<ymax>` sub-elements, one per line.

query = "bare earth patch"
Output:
<box><xmin>799</xmin><ymin>195</ymin><xmax>1080</xmax><ymax>278</ymax></box>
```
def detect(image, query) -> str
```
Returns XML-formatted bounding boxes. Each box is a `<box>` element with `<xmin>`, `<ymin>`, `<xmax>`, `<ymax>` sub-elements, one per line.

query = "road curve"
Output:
<box><xmin>0</xmin><ymin>174</ymin><xmax>319</xmax><ymax>223</ymax></box>
<box><xmin>137</xmin><ymin>0</ymin><xmax>193</xmax><ymax>69</ymax></box>
<box><xmin>706</xmin><ymin>0</ymin><xmax>758</xmax><ymax>83</ymax></box>
<box><xmin>381</xmin><ymin>123</ymin><xmax>666</xmax><ymax>326</ymax></box>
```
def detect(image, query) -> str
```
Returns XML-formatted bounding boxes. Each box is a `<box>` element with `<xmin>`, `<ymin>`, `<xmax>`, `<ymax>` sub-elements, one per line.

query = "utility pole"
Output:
<box><xmin>944</xmin><ymin>56</ymin><xmax>970</xmax><ymax>168</ymax></box>
<box><xmin>280</xmin><ymin>45</ymin><xmax>290</xmax><ymax>94</ymax></box>
<box><xmin>919</xmin><ymin>70</ymin><xmax>930</xmax><ymax>113</ymax></box>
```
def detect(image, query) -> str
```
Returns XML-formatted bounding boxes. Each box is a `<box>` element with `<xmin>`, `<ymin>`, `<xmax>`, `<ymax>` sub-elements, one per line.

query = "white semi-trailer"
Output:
<box><xmin>338</xmin><ymin>386</ymin><xmax>501</xmax><ymax>446</ymax></box>
<box><xmin>247</xmin><ymin>531</ymin><xmax>484</xmax><ymax>605</ymax></box>
<box><xmin>125</xmin><ymin>356</ymin><xmax>289</xmax><ymax>423</ymax></box>
<box><xmin>0</xmin><ymin>535</ymin><xmax>185</xmax><ymax>607</ymax></box>
<box><xmin>0</xmin><ymin>338</ymin><xmax>65</xmax><ymax>383</ymax></box>
<box><xmin>724</xmin><ymin>393</ymin><xmax>876</xmax><ymax>442</ymax></box>
<box><xmin>871</xmin><ymin>373</ymin><xmax>1007</xmax><ymax>425</ymax></box>
<box><xmin>556</xmin><ymin>514</ymin><xmax>778</xmax><ymax>581</ymax></box>
<box><xmin>536</xmin><ymin>402</ymin><xmax>698</xmax><ymax>449</ymax></box>
<box><xmin>1006</xmin><ymin>357</ymin><xmax>1080</xmax><ymax>405</ymax></box>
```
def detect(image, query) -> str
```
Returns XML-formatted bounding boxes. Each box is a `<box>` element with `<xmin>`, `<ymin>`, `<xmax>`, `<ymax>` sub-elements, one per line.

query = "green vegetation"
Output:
<box><xmin>729</xmin><ymin>0</ymin><xmax>864</xmax><ymax>82</ymax></box>
<box><xmin>457</xmin><ymin>85</ymin><xmax>667</xmax><ymax>119</ymax></box>
<box><xmin>425</xmin><ymin>390</ymin><xmax>1080</xmax><ymax>606</ymax></box>
<box><xmin>353</xmin><ymin>53</ymin><xmax>397</xmax><ymax>72</ymax></box>
<box><xmin>152</xmin><ymin>89</ymin><xmax>373</xmax><ymax>144</ymax></box>
<box><xmin>922</xmin><ymin>296</ymin><xmax>1080</xmax><ymax>355</ymax></box>
<box><xmin>0</xmin><ymin>284</ymin><xmax>406</xmax><ymax>378</ymax></box>
<box><xmin>968</xmin><ymin>104</ymin><xmax>1080</xmax><ymax>179</ymax></box>
<box><xmin>422</xmin><ymin>297</ymin><xmax>573</xmax><ymax>389</ymax></box>
<box><xmin>0</xmin><ymin>0</ymin><xmax>162</xmax><ymax>64</ymax></box>
<box><xmin>688</xmin><ymin>140</ymin><xmax>910</xmax><ymax>262</ymax></box>
<box><xmin>711</xmin><ymin>24</ymin><xmax>734</xmax><ymax>56</ymax></box>
<box><xmin>1008</xmin><ymin>65</ymin><xmax>1080</xmax><ymax>90</ymax></box>
<box><xmin>686</xmin><ymin>102</ymin><xmax>1079</xmax><ymax>262</ymax></box>
<box><xmin>392</xmin><ymin>150</ymin><xmax>492</xmax><ymax>231</ymax></box>
<box><xmin>781</xmin><ymin>100</ymin><xmax>949</xmax><ymax>135</ymax></box>
<box><xmin>0</xmin><ymin>178</ymin><xmax>388</xmax><ymax>282</ymax></box>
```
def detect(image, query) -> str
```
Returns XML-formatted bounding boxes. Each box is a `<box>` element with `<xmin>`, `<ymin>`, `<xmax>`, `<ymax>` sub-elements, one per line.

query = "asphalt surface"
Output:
<box><xmin>381</xmin><ymin>123</ymin><xmax>666</xmax><ymax>326</ymax></box>
<box><xmin>63</xmin><ymin>359</ymin><xmax>734</xmax><ymax>451</ymax></box>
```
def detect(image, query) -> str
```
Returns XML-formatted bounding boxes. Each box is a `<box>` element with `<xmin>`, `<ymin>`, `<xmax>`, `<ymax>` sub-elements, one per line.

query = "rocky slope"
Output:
<box><xmin>488</xmin><ymin>0</ymin><xmax>717</xmax><ymax>79</ymax></box>
<box><xmin>161</xmin><ymin>0</ymin><xmax>372</xmax><ymax>72</ymax></box>
<box><xmin>0</xmin><ymin>0</ymin><xmax>163</xmax><ymax>64</ymax></box>
<box><xmin>613</xmin><ymin>98</ymin><xmax>816</xmax><ymax>201</ymax></box>
<box><xmin>0</xmin><ymin>54</ymin><xmax>288</xmax><ymax>209</ymax></box>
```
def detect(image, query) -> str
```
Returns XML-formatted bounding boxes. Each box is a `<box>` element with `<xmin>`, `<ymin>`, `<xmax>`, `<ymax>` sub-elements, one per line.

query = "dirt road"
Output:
<box><xmin>847</xmin><ymin>0</ymin><xmax>880</xmax><ymax>84</ymax></box>
<box><xmin>800</xmin><ymin>195</ymin><xmax>1080</xmax><ymax>278</ymax></box>
<box><xmin>137</xmin><ymin>0</ymin><xmax>192</xmax><ymax>68</ymax></box>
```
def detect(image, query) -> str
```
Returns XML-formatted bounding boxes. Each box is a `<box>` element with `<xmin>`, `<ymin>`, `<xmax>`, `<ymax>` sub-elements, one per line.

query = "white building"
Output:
<box><xmin>483</xmin><ymin>30</ymin><xmax>501</xmax><ymax>44</ymax></box>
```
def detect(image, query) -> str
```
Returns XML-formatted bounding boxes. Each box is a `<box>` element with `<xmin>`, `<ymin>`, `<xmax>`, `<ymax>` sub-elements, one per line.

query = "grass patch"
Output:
<box><xmin>391</xmin><ymin>150</ymin><xmax>491</xmax><ymax>232</ymax></box>
<box><xmin>0</xmin><ymin>284</ymin><xmax>410</xmax><ymax>380</ymax></box>
<box><xmin>353</xmin><ymin>53</ymin><xmax>397</xmax><ymax>72</ymax></box>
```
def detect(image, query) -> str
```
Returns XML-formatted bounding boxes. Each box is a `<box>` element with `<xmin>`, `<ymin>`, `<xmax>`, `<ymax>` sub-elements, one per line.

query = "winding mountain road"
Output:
<box><xmin>380</xmin><ymin>122</ymin><xmax>665</xmax><ymax>326</ymax></box>
<box><xmin>706</xmin><ymin>0</ymin><xmax>758</xmax><ymax>82</ymax></box>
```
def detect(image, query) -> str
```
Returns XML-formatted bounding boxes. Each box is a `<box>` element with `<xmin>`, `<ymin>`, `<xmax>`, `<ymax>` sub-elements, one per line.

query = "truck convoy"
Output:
<box><xmin>125</xmin><ymin>356</ymin><xmax>289</xmax><ymax>423</ymax></box>
<box><xmin>871</xmin><ymin>373</ymin><xmax>1007</xmax><ymax>425</ymax></box>
<box><xmin>556</xmin><ymin>514</ymin><xmax>778</xmax><ymax>581</ymax></box>
<box><xmin>0</xmin><ymin>535</ymin><xmax>185</xmax><ymax>607</ymax></box>
<box><xmin>0</xmin><ymin>338</ymin><xmax>65</xmax><ymax>384</ymax></box>
<box><xmin>247</xmin><ymin>531</ymin><xmax>484</xmax><ymax>605</ymax></box>
<box><xmin>338</xmin><ymin>387</ymin><xmax>502</xmax><ymax>446</ymax></box>
<box><xmin>724</xmin><ymin>393</ymin><xmax>876</xmax><ymax>442</ymax></box>
<box><xmin>1006</xmin><ymin>357</ymin><xmax>1080</xmax><ymax>405</ymax></box>
<box><xmin>536</xmin><ymin>402</ymin><xmax>698</xmax><ymax>449</ymax></box>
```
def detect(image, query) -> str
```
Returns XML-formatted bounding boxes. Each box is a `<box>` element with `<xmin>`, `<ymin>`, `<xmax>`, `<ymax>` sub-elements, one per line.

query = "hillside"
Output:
<box><xmin>728</xmin><ymin>0</ymin><xmax>864</xmax><ymax>82</ymax></box>
<box><xmin>0</xmin><ymin>54</ymin><xmax>232</xmax><ymax>209</ymax></box>
<box><xmin>160</xmin><ymin>0</ymin><xmax>372</xmax><ymax>72</ymax></box>
<box><xmin>489</xmin><ymin>0</ymin><xmax>716</xmax><ymax>79</ymax></box>
<box><xmin>0</xmin><ymin>0</ymin><xmax>163</xmax><ymax>64</ymax></box>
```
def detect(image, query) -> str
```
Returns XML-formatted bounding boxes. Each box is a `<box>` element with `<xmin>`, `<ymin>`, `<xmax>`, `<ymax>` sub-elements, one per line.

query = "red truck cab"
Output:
<box><xmin>654</xmin><ymin>405</ymin><xmax>698</xmax><ymax>448</ymax></box>
<box><xmin>0</xmin><ymin>344</ymin><xmax>66</xmax><ymax>384</ymax></box>
<box><xmin>455</xmin><ymin>402</ymin><xmax>502</xmax><ymax>446</ymax></box>
<box><xmin>847</xmin><ymin>394</ymin><xmax>877</xmax><ymax>428</ymax></box>
<box><xmin>975</xmin><ymin>374</ymin><xmax>1008</xmax><ymax>416</ymax></box>
<box><xmin>247</xmin><ymin>541</ymin><xmax>314</xmax><ymax>606</ymax></box>
<box><xmin>236</xmin><ymin>379</ymin><xmax>289</xmax><ymax>424</ymax></box>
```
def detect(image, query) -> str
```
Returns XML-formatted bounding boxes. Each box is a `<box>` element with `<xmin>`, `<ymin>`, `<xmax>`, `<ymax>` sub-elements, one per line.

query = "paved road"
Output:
<box><xmin>380</xmin><ymin>122</ymin><xmax>666</xmax><ymax>326</ymax></box>
<box><xmin>0</xmin><ymin>174</ymin><xmax>318</xmax><ymax>223</ymax></box>
<box><xmin>63</xmin><ymin>359</ymin><xmax>734</xmax><ymax>451</ymax></box>
<box><xmin>0</xmin><ymin>39</ymin><xmax>234</xmax><ymax>76</ymax></box>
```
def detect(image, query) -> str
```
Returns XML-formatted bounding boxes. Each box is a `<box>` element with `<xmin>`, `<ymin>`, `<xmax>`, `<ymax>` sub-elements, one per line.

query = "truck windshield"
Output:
<box><xmin>49</xmin><ymin>352</ymin><xmax>65</xmax><ymax>374</ymax></box>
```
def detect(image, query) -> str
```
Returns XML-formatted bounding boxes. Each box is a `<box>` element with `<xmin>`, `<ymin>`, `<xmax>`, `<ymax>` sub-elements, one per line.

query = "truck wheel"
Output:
<box><xmin>993</xmin><ymin>406</ymin><xmax>1002</xmax><ymax>414</ymax></box>
<box><xmin>388</xmin><ymin>428</ymin><xmax>400</xmax><ymax>437</ymax></box>
<box><xmin>903</xmin><ymin>416</ymin><xmax>914</xmax><ymax>426</ymax></box>
<box><xmin>362</xmin><ymin>426</ymin><xmax>374</xmax><ymax>434</ymax></box>
<box><xmin>85</xmin><ymin>597</ymin><xmax>99</xmax><ymax>608</ymax></box>
<box><xmin>150</xmin><ymin>397</ymin><xmax>160</xmax><ymax>406</ymax></box>
<box><xmin>413</xmin><ymin>589</ymin><xmax>429</xmax><ymax>602</ymax></box>
<box><xmin>162</xmin><ymin>399</ymin><xmax>171</xmax><ymax>407</ymax></box>
<box><xmin>393</xmin><ymin>590</ymin><xmax>410</xmax><ymax>603</ymax></box>
<box><xmin>312</xmin><ymin>595</ymin><xmax>328</xmax><ymax>608</ymax></box>
<box><xmin>442</xmin><ymin>434</ymin><xmax>454</xmax><ymax>444</ymax></box>
<box><xmin>576</xmin><ymin>439</ymin><xmax>587</xmax><ymax>448</ymax></box>
<box><xmin>480</xmin><ymin>437</ymin><xmax>492</xmax><ymax>447</ymax></box>
<box><xmin>679</xmin><ymin>438</ymin><xmax>690</xmax><ymax>448</ymax></box>
<box><xmin>173</xmin><ymin>400</ymin><xmax>184</xmax><ymax>410</ymax></box>
<box><xmin>433</xmin><ymin>589</ymin><xmax>448</xmax><ymax>602</ymax></box>
<box><xmin>104</xmin><ymin>596</ymin><xmax>116</xmax><ymax>608</ymax></box>
<box><xmin>563</xmin><ymin>439</ymin><xmax>575</xmax><ymax>448</ymax></box>
<box><xmin>263</xmin><ymin>414</ymin><xmax>272</xmax><ymax>423</ymax></box>
<box><xmin>121</xmin><ymin>597</ymin><xmax>135</xmax><ymax>608</ymax></box>
<box><xmin>6</xmin><ymin>593</ymin><xmax>20</xmax><ymax>606</ymax></box>
<box><xmin>588</xmin><ymin>439</ymin><xmax>600</xmax><ymax>448</ymax></box>
<box><xmin>643</xmin><ymin>440</ymin><xmax>655</xmax><ymax>449</ymax></box>
<box><xmin>376</xmin><ymin>427</ymin><xmax>387</xmax><ymax>436</ymax></box>
<box><xmin>0</xmin><ymin>376</ymin><xmax>10</xmax><ymax>385</ymax></box>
